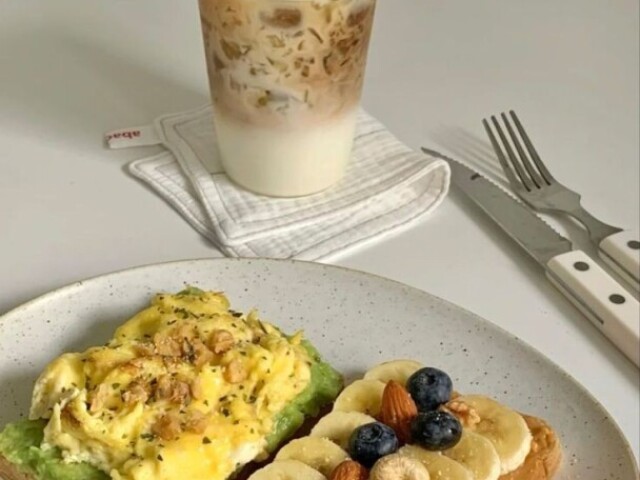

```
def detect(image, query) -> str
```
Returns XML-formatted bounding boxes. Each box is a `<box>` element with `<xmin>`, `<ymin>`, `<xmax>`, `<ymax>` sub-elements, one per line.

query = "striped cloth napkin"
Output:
<box><xmin>108</xmin><ymin>105</ymin><xmax>450</xmax><ymax>261</ymax></box>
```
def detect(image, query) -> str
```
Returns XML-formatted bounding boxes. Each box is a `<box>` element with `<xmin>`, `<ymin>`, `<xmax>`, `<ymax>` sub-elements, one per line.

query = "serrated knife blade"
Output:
<box><xmin>423</xmin><ymin>147</ymin><xmax>640</xmax><ymax>367</ymax></box>
<box><xmin>446</xmin><ymin>157</ymin><xmax>572</xmax><ymax>266</ymax></box>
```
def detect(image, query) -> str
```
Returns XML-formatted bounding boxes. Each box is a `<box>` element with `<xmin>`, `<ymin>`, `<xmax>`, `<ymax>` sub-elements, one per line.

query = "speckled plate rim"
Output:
<box><xmin>0</xmin><ymin>257</ymin><xmax>637</xmax><ymax>476</ymax></box>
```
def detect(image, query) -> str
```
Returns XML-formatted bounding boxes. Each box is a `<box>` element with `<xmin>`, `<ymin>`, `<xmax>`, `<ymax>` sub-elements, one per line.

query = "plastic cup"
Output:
<box><xmin>198</xmin><ymin>0</ymin><xmax>376</xmax><ymax>196</ymax></box>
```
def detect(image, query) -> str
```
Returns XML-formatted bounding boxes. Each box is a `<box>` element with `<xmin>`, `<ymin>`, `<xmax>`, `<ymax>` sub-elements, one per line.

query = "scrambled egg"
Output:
<box><xmin>29</xmin><ymin>290</ymin><xmax>313</xmax><ymax>480</ymax></box>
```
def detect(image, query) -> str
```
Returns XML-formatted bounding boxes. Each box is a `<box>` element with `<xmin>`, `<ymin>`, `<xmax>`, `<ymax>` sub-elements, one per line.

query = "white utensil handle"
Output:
<box><xmin>599</xmin><ymin>230</ymin><xmax>640</xmax><ymax>291</ymax></box>
<box><xmin>546</xmin><ymin>250</ymin><xmax>640</xmax><ymax>367</ymax></box>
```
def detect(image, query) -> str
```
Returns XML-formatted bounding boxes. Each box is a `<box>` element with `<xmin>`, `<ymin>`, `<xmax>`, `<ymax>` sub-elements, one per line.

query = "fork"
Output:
<box><xmin>483</xmin><ymin>111</ymin><xmax>640</xmax><ymax>291</ymax></box>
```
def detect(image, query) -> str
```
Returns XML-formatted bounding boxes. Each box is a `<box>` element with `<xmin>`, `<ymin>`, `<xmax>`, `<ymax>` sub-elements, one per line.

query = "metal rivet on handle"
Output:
<box><xmin>609</xmin><ymin>294</ymin><xmax>626</xmax><ymax>305</ymax></box>
<box><xmin>628</xmin><ymin>240</ymin><xmax>640</xmax><ymax>250</ymax></box>
<box><xmin>573</xmin><ymin>261</ymin><xmax>590</xmax><ymax>271</ymax></box>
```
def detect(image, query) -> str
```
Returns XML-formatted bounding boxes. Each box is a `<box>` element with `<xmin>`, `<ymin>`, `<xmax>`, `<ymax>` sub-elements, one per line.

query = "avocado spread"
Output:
<box><xmin>0</xmin><ymin>288</ymin><xmax>342</xmax><ymax>480</ymax></box>
<box><xmin>0</xmin><ymin>346</ymin><xmax>341</xmax><ymax>480</ymax></box>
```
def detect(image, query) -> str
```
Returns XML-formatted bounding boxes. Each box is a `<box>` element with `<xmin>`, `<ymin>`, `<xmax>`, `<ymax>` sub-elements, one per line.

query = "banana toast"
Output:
<box><xmin>247</xmin><ymin>360</ymin><xmax>562</xmax><ymax>479</ymax></box>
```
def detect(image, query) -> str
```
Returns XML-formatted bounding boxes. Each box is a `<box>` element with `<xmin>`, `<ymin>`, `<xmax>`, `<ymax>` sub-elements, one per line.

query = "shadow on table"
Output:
<box><xmin>424</xmin><ymin>126</ymin><xmax>640</xmax><ymax>381</ymax></box>
<box><xmin>429</xmin><ymin>125</ymin><xmax>609</xmax><ymax>260</ymax></box>
<box><xmin>0</xmin><ymin>28</ymin><xmax>208</xmax><ymax>153</ymax></box>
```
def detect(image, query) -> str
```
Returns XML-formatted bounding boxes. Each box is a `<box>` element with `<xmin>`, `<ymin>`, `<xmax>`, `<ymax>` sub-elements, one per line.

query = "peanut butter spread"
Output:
<box><xmin>500</xmin><ymin>415</ymin><xmax>562</xmax><ymax>480</ymax></box>
<box><xmin>442</xmin><ymin>397</ymin><xmax>561</xmax><ymax>479</ymax></box>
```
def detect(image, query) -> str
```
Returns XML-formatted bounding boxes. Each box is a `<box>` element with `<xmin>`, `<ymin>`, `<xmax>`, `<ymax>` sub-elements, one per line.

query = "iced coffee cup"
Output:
<box><xmin>198</xmin><ymin>0</ymin><xmax>376</xmax><ymax>197</ymax></box>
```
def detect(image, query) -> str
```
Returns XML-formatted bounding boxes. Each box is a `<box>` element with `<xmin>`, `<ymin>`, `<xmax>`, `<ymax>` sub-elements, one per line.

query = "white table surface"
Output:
<box><xmin>1</xmin><ymin>0</ymin><xmax>638</xmax><ymax>463</ymax></box>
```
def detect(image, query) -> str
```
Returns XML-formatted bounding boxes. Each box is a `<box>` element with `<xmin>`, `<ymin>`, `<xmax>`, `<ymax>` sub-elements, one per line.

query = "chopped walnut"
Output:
<box><xmin>224</xmin><ymin>359</ymin><xmax>247</xmax><ymax>384</ymax></box>
<box><xmin>190</xmin><ymin>377</ymin><xmax>204</xmax><ymax>401</ymax></box>
<box><xmin>154</xmin><ymin>333</ymin><xmax>181</xmax><ymax>357</ymax></box>
<box><xmin>156</xmin><ymin>374</ymin><xmax>191</xmax><ymax>404</ymax></box>
<box><xmin>174</xmin><ymin>323</ymin><xmax>196</xmax><ymax>340</ymax></box>
<box><xmin>170</xmin><ymin>381</ymin><xmax>191</xmax><ymax>404</ymax></box>
<box><xmin>162</xmin><ymin>355</ymin><xmax>182</xmax><ymax>370</ymax></box>
<box><xmin>191</xmin><ymin>338</ymin><xmax>214</xmax><ymax>368</ymax></box>
<box><xmin>122</xmin><ymin>380</ymin><xmax>149</xmax><ymax>405</ymax></box>
<box><xmin>184</xmin><ymin>410</ymin><xmax>208</xmax><ymax>434</ymax></box>
<box><xmin>131</xmin><ymin>357</ymin><xmax>149</xmax><ymax>368</ymax></box>
<box><xmin>441</xmin><ymin>399</ymin><xmax>481</xmax><ymax>429</ymax></box>
<box><xmin>152</xmin><ymin>413</ymin><xmax>182</xmax><ymax>441</ymax></box>
<box><xmin>88</xmin><ymin>383</ymin><xmax>109</xmax><ymax>413</ymax></box>
<box><xmin>120</xmin><ymin>361</ymin><xmax>141</xmax><ymax>376</ymax></box>
<box><xmin>181</xmin><ymin>338</ymin><xmax>195</xmax><ymax>358</ymax></box>
<box><xmin>135</xmin><ymin>342</ymin><xmax>156</xmax><ymax>357</ymax></box>
<box><xmin>208</xmin><ymin>329</ymin><xmax>235</xmax><ymax>354</ymax></box>
<box><xmin>156</xmin><ymin>374</ymin><xmax>172</xmax><ymax>398</ymax></box>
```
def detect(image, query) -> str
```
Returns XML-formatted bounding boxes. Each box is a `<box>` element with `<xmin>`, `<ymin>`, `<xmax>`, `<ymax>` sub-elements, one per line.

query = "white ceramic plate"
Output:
<box><xmin>0</xmin><ymin>259</ymin><xmax>637</xmax><ymax>478</ymax></box>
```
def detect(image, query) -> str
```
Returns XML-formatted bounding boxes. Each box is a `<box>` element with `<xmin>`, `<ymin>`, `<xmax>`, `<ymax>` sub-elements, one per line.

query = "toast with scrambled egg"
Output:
<box><xmin>0</xmin><ymin>288</ymin><xmax>343</xmax><ymax>480</ymax></box>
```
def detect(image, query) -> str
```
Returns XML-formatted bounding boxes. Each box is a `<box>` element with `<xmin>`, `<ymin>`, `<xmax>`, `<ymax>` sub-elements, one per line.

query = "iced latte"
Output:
<box><xmin>199</xmin><ymin>0</ymin><xmax>376</xmax><ymax>196</ymax></box>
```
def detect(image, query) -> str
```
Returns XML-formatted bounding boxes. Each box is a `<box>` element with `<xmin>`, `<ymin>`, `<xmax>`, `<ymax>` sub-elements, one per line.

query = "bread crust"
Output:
<box><xmin>0</xmin><ymin>412</ymin><xmax>562</xmax><ymax>480</ymax></box>
<box><xmin>0</xmin><ymin>405</ymin><xmax>332</xmax><ymax>480</ymax></box>
<box><xmin>0</xmin><ymin>453</ymin><xmax>34</xmax><ymax>480</ymax></box>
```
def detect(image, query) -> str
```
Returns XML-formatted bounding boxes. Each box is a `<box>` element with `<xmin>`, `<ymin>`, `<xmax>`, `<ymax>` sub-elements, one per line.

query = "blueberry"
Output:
<box><xmin>347</xmin><ymin>422</ymin><xmax>399</xmax><ymax>468</ymax></box>
<box><xmin>407</xmin><ymin>367</ymin><xmax>453</xmax><ymax>412</ymax></box>
<box><xmin>410</xmin><ymin>411</ymin><xmax>462</xmax><ymax>450</ymax></box>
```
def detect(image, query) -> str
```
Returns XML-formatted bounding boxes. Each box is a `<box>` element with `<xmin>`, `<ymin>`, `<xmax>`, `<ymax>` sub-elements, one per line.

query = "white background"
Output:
<box><xmin>0</xmin><ymin>0</ymin><xmax>638</xmax><ymax>461</ymax></box>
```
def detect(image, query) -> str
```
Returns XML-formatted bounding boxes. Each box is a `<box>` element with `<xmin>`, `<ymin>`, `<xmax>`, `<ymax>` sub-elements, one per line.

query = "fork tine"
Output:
<box><xmin>490</xmin><ymin>116</ymin><xmax>535</xmax><ymax>191</ymax></box>
<box><xmin>509</xmin><ymin>111</ymin><xmax>554</xmax><ymax>184</ymax></box>
<box><xmin>482</xmin><ymin>118</ymin><xmax>526</xmax><ymax>191</ymax></box>
<box><xmin>501</xmin><ymin>112</ymin><xmax>545</xmax><ymax>188</ymax></box>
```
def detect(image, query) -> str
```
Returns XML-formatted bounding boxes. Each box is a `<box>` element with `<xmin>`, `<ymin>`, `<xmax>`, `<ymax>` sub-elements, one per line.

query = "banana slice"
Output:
<box><xmin>370</xmin><ymin>453</ymin><xmax>430</xmax><ymax>480</ymax></box>
<box><xmin>364</xmin><ymin>359</ymin><xmax>424</xmax><ymax>385</ymax></box>
<box><xmin>248</xmin><ymin>460</ymin><xmax>327</xmax><ymax>480</ymax></box>
<box><xmin>310</xmin><ymin>411</ymin><xmax>377</xmax><ymax>449</ymax></box>
<box><xmin>443</xmin><ymin>430</ymin><xmax>501</xmax><ymax>480</ymax></box>
<box><xmin>456</xmin><ymin>395</ymin><xmax>532</xmax><ymax>474</ymax></box>
<box><xmin>332</xmin><ymin>379</ymin><xmax>386</xmax><ymax>416</ymax></box>
<box><xmin>275</xmin><ymin>437</ymin><xmax>349</xmax><ymax>477</ymax></box>
<box><xmin>399</xmin><ymin>445</ymin><xmax>473</xmax><ymax>480</ymax></box>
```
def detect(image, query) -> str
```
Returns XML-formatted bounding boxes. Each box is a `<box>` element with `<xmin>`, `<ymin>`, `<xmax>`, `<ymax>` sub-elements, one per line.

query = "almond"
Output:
<box><xmin>379</xmin><ymin>380</ymin><xmax>418</xmax><ymax>443</ymax></box>
<box><xmin>330</xmin><ymin>460</ymin><xmax>368</xmax><ymax>480</ymax></box>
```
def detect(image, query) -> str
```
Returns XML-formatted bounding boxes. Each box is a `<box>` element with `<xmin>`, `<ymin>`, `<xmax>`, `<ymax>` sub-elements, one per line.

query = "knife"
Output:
<box><xmin>423</xmin><ymin>148</ymin><xmax>640</xmax><ymax>367</ymax></box>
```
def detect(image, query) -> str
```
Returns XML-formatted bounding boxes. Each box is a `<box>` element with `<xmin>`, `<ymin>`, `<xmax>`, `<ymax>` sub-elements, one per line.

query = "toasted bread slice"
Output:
<box><xmin>0</xmin><ymin>454</ymin><xmax>33</xmax><ymax>480</ymax></box>
<box><xmin>0</xmin><ymin>404</ymin><xmax>333</xmax><ymax>480</ymax></box>
<box><xmin>499</xmin><ymin>414</ymin><xmax>562</xmax><ymax>480</ymax></box>
<box><xmin>0</xmin><ymin>412</ymin><xmax>561</xmax><ymax>480</ymax></box>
